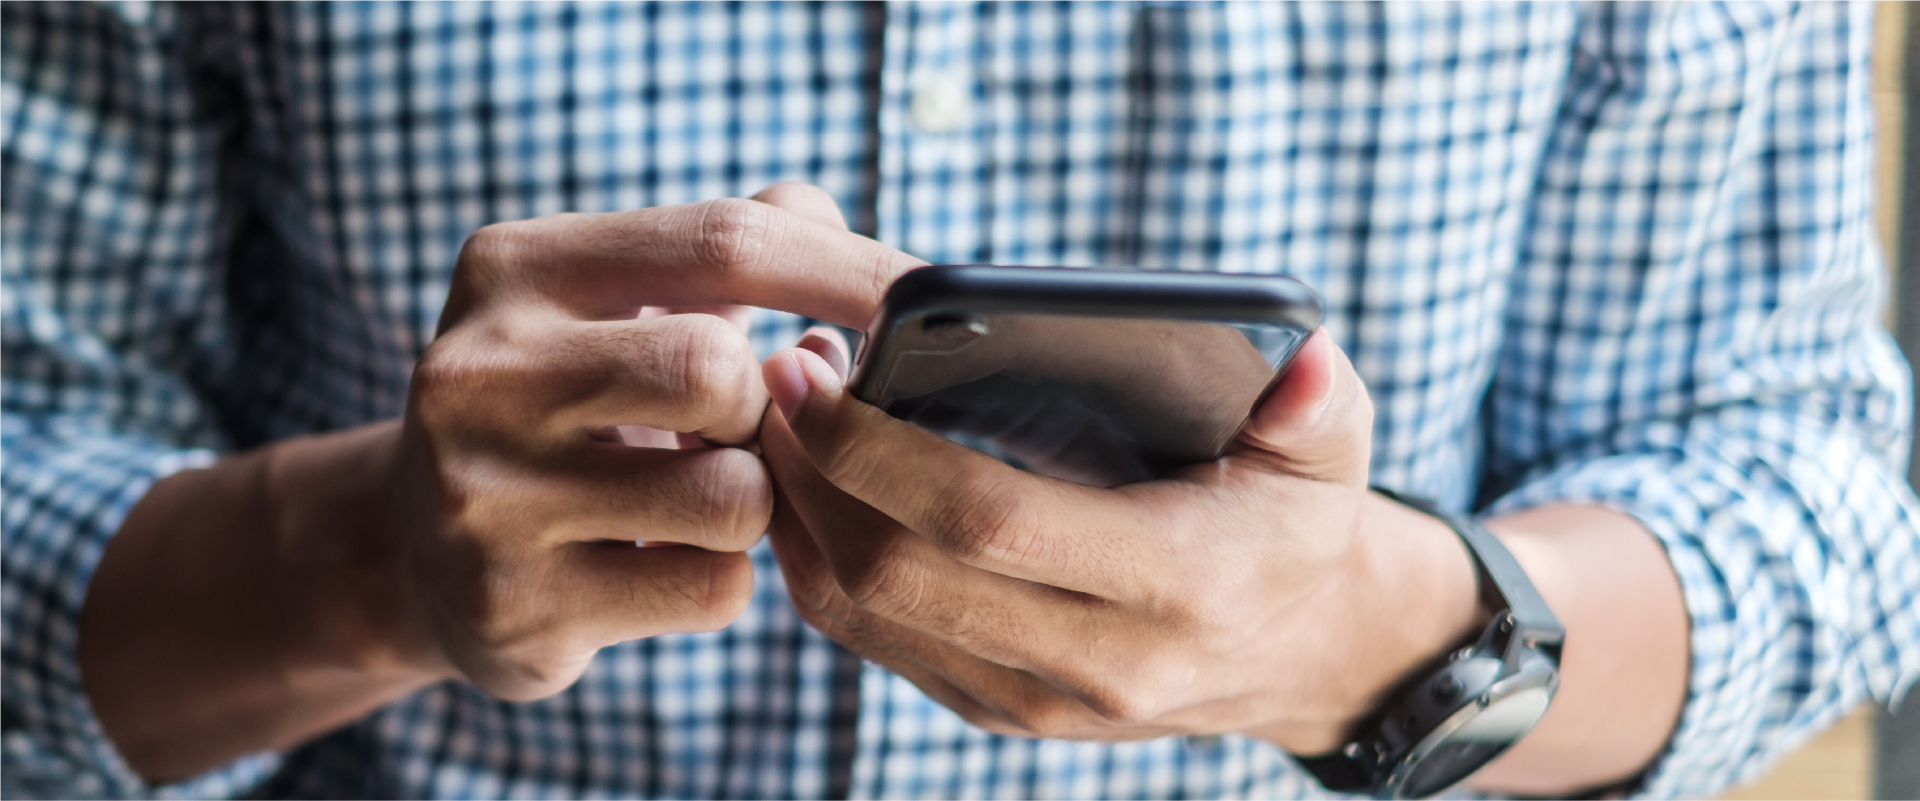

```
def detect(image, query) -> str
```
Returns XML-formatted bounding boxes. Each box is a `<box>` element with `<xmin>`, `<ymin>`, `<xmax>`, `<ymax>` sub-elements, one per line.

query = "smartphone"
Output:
<box><xmin>847</xmin><ymin>265</ymin><xmax>1324</xmax><ymax>488</ymax></box>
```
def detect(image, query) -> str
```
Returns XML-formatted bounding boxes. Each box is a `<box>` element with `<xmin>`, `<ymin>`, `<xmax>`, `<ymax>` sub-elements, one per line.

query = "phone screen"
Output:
<box><xmin>855</xmin><ymin>311</ymin><xmax>1309</xmax><ymax>487</ymax></box>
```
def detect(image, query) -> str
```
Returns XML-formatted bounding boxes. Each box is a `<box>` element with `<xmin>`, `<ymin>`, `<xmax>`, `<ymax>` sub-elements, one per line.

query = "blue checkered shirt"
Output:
<box><xmin>5</xmin><ymin>1</ymin><xmax>1917</xmax><ymax>798</ymax></box>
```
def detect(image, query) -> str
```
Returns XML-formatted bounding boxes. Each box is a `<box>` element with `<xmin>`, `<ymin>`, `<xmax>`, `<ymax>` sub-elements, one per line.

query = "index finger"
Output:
<box><xmin>455</xmin><ymin>198</ymin><xmax>926</xmax><ymax>327</ymax></box>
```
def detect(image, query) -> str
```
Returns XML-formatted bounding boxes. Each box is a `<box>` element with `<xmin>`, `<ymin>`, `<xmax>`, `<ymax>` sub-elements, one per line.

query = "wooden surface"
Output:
<box><xmin>1875</xmin><ymin>0</ymin><xmax>1907</xmax><ymax>278</ymax></box>
<box><xmin>1719</xmin><ymin>706</ymin><xmax>1875</xmax><ymax>801</ymax></box>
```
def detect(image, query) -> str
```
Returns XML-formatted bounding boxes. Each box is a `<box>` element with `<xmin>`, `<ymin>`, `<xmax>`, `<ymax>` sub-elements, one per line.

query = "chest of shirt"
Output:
<box><xmin>203</xmin><ymin>2</ymin><xmax>1575</xmax><ymax>348</ymax></box>
<box><xmin>179</xmin><ymin>1</ymin><xmax>1587</xmax><ymax>508</ymax></box>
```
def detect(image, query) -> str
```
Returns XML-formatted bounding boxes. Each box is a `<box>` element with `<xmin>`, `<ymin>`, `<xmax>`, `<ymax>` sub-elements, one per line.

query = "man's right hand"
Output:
<box><xmin>394</xmin><ymin>185</ymin><xmax>917</xmax><ymax>699</ymax></box>
<box><xmin>80</xmin><ymin>184</ymin><xmax>921</xmax><ymax>780</ymax></box>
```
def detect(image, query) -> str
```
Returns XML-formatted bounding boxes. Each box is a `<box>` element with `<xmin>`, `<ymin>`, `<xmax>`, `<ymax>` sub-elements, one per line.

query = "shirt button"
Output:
<box><xmin>910</xmin><ymin>76</ymin><xmax>973</xmax><ymax>134</ymax></box>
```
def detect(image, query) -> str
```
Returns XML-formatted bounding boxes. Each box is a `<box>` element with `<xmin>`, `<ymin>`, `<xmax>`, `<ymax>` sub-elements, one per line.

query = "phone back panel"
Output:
<box><xmin>849</xmin><ymin>266</ymin><xmax>1322</xmax><ymax>487</ymax></box>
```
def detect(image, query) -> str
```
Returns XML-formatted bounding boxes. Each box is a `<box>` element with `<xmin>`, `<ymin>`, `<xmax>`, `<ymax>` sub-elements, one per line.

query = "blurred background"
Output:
<box><xmin>1727</xmin><ymin>3</ymin><xmax>1916</xmax><ymax>799</ymax></box>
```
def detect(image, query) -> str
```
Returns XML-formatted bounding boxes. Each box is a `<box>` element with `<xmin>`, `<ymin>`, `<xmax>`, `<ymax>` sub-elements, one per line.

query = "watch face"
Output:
<box><xmin>1400</xmin><ymin>740</ymin><xmax>1512</xmax><ymax>799</ymax></box>
<box><xmin>1398</xmin><ymin>686</ymin><xmax>1552</xmax><ymax>798</ymax></box>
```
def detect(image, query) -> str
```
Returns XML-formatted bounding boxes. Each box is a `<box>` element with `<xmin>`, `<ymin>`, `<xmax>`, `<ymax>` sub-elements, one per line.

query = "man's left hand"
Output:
<box><xmin>759</xmin><ymin>326</ymin><xmax>1485</xmax><ymax>753</ymax></box>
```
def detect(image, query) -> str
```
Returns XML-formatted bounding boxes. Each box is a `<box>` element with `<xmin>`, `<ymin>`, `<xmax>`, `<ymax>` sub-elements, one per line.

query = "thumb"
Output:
<box><xmin>795</xmin><ymin>326</ymin><xmax>852</xmax><ymax>380</ymax></box>
<box><xmin>1235</xmin><ymin>330</ymin><xmax>1374</xmax><ymax>484</ymax></box>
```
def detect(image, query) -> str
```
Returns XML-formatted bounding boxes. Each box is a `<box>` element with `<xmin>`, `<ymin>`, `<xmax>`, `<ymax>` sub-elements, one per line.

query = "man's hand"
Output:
<box><xmin>758</xmin><ymin>327</ymin><xmax>1486</xmax><ymax>751</ymax></box>
<box><xmin>399</xmin><ymin>196</ymin><xmax>792</xmax><ymax>697</ymax></box>
<box><xmin>81</xmin><ymin>184</ymin><xmax>925</xmax><ymax>780</ymax></box>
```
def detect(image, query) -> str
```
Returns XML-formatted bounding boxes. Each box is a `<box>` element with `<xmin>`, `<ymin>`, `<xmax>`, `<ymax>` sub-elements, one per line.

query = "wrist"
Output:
<box><xmin>83</xmin><ymin>421</ymin><xmax>449</xmax><ymax>780</ymax></box>
<box><xmin>262</xmin><ymin>421</ymin><xmax>449</xmax><ymax>681</ymax></box>
<box><xmin>1323</xmin><ymin>490</ymin><xmax>1489</xmax><ymax>738</ymax></box>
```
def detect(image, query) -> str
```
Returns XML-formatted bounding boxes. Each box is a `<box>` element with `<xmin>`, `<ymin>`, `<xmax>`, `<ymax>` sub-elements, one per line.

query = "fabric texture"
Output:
<box><xmin>3</xmin><ymin>2</ymin><xmax>1915</xmax><ymax>798</ymax></box>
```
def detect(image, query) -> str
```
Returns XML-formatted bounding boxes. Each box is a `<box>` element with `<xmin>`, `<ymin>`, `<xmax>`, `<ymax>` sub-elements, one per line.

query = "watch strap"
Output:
<box><xmin>1370</xmin><ymin>486</ymin><xmax>1564</xmax><ymax>658</ymax></box>
<box><xmin>1296</xmin><ymin>487</ymin><xmax>1566</xmax><ymax>797</ymax></box>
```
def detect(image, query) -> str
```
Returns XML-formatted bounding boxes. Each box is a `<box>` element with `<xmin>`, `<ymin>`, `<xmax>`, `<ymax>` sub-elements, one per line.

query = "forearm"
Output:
<box><xmin>1296</xmin><ymin>495</ymin><xmax>1688</xmax><ymax>796</ymax></box>
<box><xmin>1469</xmin><ymin>503</ymin><xmax>1688</xmax><ymax>796</ymax></box>
<box><xmin>78</xmin><ymin>421</ymin><xmax>447</xmax><ymax>784</ymax></box>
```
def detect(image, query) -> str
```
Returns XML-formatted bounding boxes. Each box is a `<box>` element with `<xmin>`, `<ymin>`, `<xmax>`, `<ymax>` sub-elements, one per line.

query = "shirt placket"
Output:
<box><xmin>847</xmin><ymin>4</ymin><xmax>995</xmax><ymax>799</ymax></box>
<box><xmin>871</xmin><ymin>2</ymin><xmax>989</xmax><ymax>265</ymax></box>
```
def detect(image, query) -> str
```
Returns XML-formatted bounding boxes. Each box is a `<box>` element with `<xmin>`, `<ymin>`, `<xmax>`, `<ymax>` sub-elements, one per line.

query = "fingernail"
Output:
<box><xmin>799</xmin><ymin>326</ymin><xmax>851</xmax><ymax>380</ymax></box>
<box><xmin>766</xmin><ymin>352</ymin><xmax>809</xmax><ymax>420</ymax></box>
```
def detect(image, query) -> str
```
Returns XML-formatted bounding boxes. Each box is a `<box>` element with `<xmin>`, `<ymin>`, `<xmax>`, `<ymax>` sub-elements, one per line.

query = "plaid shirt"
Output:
<box><xmin>4</xmin><ymin>1</ymin><xmax>1916</xmax><ymax>798</ymax></box>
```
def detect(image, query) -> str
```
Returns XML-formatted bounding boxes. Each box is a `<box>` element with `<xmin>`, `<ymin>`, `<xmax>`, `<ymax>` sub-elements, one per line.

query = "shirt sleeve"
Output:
<box><xmin>1</xmin><ymin>3</ymin><xmax>278</xmax><ymax>797</ymax></box>
<box><xmin>1481</xmin><ymin>2</ymin><xmax>1920</xmax><ymax>797</ymax></box>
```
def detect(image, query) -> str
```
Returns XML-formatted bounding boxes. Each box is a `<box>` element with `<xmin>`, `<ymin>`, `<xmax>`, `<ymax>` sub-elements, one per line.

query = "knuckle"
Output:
<box><xmin>419</xmin><ymin>523</ymin><xmax>602</xmax><ymax>703</ymax></box>
<box><xmin>815</xmin><ymin>418</ymin><xmax>884</xmax><ymax>489</ymax></box>
<box><xmin>411</xmin><ymin>316</ymin><xmax>546</xmax><ymax>429</ymax></box>
<box><xmin>412</xmin><ymin>315</ymin><xmax>533</xmax><ymax>403</ymax></box>
<box><xmin>693</xmin><ymin>197</ymin><xmax>776</xmax><ymax>275</ymax></box>
<box><xmin>453</xmin><ymin>222</ymin><xmax>536</xmax><ymax>294</ymax></box>
<box><xmin>681</xmin><ymin>552</ymin><xmax>756</xmax><ymax>632</ymax></box>
<box><xmin>433</xmin><ymin>563</ymin><xmax>554</xmax><ymax>681</ymax></box>
<box><xmin>836</xmin><ymin>547</ymin><xmax>927</xmax><ymax>621</ymax></box>
<box><xmin>782</xmin><ymin>565</ymin><xmax>844</xmax><ymax>626</ymax></box>
<box><xmin>409</xmin><ymin>341</ymin><xmax>471</xmax><ymax>412</ymax></box>
<box><xmin>495</xmin><ymin>644</ymin><xmax>570</xmax><ymax>685</ymax></box>
<box><xmin>486</xmin><ymin>652</ymin><xmax>589</xmax><ymax>702</ymax></box>
<box><xmin>753</xmin><ymin>182</ymin><xmax>820</xmax><ymax>208</ymax></box>
<box><xmin>694</xmin><ymin>449</ymin><xmax>774</xmax><ymax>545</ymax></box>
<box><xmin>430</xmin><ymin>463</ymin><xmax>494</xmax><ymax>534</ymax></box>
<box><xmin>1007</xmin><ymin>699</ymin><xmax>1090</xmax><ymax>739</ymax></box>
<box><xmin>660</xmin><ymin>314</ymin><xmax>756</xmax><ymax>406</ymax></box>
<box><xmin>937</xmin><ymin>480</ymin><xmax>1043</xmax><ymax>565</ymax></box>
<box><xmin>458</xmin><ymin>222</ymin><xmax>522</xmax><ymax>269</ymax></box>
<box><xmin>781</xmin><ymin>575</ymin><xmax>875</xmax><ymax>649</ymax></box>
<box><xmin>1164</xmin><ymin>588</ymin><xmax>1258</xmax><ymax>648</ymax></box>
<box><xmin>951</xmin><ymin>707</ymin><xmax>1026</xmax><ymax>737</ymax></box>
<box><xmin>637</xmin><ymin>448</ymin><xmax>771</xmax><ymax>543</ymax></box>
<box><xmin>1075</xmin><ymin>676</ymin><xmax>1171</xmax><ymax>726</ymax></box>
<box><xmin>468</xmin><ymin>563</ymin><xmax>545</xmax><ymax>644</ymax></box>
<box><xmin>1041</xmin><ymin>645</ymin><xmax>1189</xmax><ymax>727</ymax></box>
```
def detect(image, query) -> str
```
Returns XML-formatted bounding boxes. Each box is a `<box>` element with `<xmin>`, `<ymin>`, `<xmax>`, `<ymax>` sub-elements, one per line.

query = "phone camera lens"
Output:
<box><xmin>914</xmin><ymin>313</ymin><xmax>990</xmax><ymax>352</ymax></box>
<box><xmin>921</xmin><ymin>313</ymin><xmax>986</xmax><ymax>333</ymax></box>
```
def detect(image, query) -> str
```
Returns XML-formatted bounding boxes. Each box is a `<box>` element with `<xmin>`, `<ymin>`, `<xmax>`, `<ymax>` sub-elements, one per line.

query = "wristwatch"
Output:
<box><xmin>1296</xmin><ymin>487</ymin><xmax>1565</xmax><ymax>799</ymax></box>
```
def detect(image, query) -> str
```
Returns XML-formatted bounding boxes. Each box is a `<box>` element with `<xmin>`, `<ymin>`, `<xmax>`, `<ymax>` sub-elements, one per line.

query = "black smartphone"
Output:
<box><xmin>847</xmin><ymin>265</ymin><xmax>1324</xmax><ymax>488</ymax></box>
